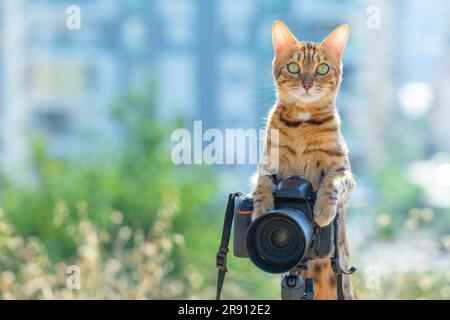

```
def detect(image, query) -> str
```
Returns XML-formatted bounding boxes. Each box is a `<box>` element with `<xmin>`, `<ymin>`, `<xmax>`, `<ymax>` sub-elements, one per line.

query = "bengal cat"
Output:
<box><xmin>251</xmin><ymin>21</ymin><xmax>356</xmax><ymax>299</ymax></box>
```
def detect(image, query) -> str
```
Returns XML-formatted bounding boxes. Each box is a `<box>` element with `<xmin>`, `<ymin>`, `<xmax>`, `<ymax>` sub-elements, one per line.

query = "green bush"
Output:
<box><xmin>0</xmin><ymin>86</ymin><xmax>218</xmax><ymax>298</ymax></box>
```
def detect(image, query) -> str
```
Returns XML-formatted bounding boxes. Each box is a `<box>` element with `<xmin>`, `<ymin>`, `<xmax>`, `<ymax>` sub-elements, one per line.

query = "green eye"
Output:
<box><xmin>316</xmin><ymin>63</ymin><xmax>329</xmax><ymax>75</ymax></box>
<box><xmin>287</xmin><ymin>62</ymin><xmax>300</xmax><ymax>74</ymax></box>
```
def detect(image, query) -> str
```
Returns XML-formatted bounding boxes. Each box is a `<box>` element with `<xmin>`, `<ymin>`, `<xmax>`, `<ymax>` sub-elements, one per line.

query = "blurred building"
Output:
<box><xmin>0</xmin><ymin>0</ymin><xmax>154</xmax><ymax>172</ymax></box>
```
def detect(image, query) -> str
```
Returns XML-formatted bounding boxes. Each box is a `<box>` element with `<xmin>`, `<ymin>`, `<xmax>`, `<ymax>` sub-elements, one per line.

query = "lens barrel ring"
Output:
<box><xmin>246</xmin><ymin>208</ymin><xmax>314</xmax><ymax>274</ymax></box>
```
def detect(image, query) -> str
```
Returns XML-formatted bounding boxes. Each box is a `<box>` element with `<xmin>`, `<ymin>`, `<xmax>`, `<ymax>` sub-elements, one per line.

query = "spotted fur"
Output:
<box><xmin>251</xmin><ymin>21</ymin><xmax>356</xmax><ymax>300</ymax></box>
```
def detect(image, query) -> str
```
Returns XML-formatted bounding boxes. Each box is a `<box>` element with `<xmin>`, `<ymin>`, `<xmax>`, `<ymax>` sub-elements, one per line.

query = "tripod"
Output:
<box><xmin>281</xmin><ymin>263</ymin><xmax>314</xmax><ymax>300</ymax></box>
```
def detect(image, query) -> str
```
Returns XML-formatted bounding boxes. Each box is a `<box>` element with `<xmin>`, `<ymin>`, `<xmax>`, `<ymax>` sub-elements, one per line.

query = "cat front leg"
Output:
<box><xmin>251</xmin><ymin>174</ymin><xmax>276</xmax><ymax>220</ymax></box>
<box><xmin>314</xmin><ymin>168</ymin><xmax>355</xmax><ymax>227</ymax></box>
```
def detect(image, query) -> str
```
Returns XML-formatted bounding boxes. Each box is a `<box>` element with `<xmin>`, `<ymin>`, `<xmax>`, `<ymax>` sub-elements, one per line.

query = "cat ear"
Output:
<box><xmin>272</xmin><ymin>21</ymin><xmax>298</xmax><ymax>56</ymax></box>
<box><xmin>321</xmin><ymin>24</ymin><xmax>349</xmax><ymax>60</ymax></box>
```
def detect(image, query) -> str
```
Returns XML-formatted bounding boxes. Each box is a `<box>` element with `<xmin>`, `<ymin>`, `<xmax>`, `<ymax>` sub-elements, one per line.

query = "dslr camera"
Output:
<box><xmin>215</xmin><ymin>175</ymin><xmax>355</xmax><ymax>300</ymax></box>
<box><xmin>233</xmin><ymin>175</ymin><xmax>333</xmax><ymax>273</ymax></box>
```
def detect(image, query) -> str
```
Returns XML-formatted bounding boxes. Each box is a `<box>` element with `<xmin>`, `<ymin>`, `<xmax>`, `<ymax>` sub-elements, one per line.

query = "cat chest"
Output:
<box><xmin>275</xmin><ymin>128</ymin><xmax>343</xmax><ymax>188</ymax></box>
<box><xmin>277</xmin><ymin>127</ymin><xmax>339</xmax><ymax>154</ymax></box>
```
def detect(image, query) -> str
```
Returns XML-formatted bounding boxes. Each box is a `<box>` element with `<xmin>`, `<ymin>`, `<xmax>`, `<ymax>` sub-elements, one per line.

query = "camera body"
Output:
<box><xmin>233</xmin><ymin>175</ymin><xmax>334</xmax><ymax>273</ymax></box>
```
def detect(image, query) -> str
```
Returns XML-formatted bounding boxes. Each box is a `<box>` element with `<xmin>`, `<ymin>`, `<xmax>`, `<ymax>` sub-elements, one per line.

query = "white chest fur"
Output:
<box><xmin>297</xmin><ymin>111</ymin><xmax>311</xmax><ymax>121</ymax></box>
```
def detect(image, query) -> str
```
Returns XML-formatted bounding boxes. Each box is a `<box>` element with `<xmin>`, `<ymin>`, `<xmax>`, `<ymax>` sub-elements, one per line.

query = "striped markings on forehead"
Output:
<box><xmin>293</xmin><ymin>42</ymin><xmax>323</xmax><ymax>63</ymax></box>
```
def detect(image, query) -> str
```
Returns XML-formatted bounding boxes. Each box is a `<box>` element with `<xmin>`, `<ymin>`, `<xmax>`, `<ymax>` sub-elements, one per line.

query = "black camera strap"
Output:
<box><xmin>216</xmin><ymin>192</ymin><xmax>241</xmax><ymax>300</ymax></box>
<box><xmin>331</xmin><ymin>216</ymin><xmax>356</xmax><ymax>300</ymax></box>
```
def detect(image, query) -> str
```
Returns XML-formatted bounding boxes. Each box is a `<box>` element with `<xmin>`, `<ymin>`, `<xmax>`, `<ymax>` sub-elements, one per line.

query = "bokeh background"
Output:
<box><xmin>0</xmin><ymin>0</ymin><xmax>449</xmax><ymax>299</ymax></box>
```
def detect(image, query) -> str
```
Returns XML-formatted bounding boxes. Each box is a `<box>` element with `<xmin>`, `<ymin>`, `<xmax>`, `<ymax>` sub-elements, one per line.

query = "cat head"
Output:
<box><xmin>272</xmin><ymin>21</ymin><xmax>349</xmax><ymax>105</ymax></box>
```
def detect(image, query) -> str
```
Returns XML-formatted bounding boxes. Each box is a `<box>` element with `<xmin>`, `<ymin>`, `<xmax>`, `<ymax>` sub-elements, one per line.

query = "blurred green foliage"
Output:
<box><xmin>1</xmin><ymin>84</ymin><xmax>217</xmax><ymax>258</ymax></box>
<box><xmin>0</xmin><ymin>85</ymin><xmax>219</xmax><ymax>297</ymax></box>
<box><xmin>373</xmin><ymin>164</ymin><xmax>424</xmax><ymax>238</ymax></box>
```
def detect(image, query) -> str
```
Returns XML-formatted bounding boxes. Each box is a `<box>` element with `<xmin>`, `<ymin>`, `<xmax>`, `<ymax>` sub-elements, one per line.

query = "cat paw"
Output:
<box><xmin>313</xmin><ymin>197</ymin><xmax>337</xmax><ymax>227</ymax></box>
<box><xmin>252</xmin><ymin>201</ymin><xmax>274</xmax><ymax>221</ymax></box>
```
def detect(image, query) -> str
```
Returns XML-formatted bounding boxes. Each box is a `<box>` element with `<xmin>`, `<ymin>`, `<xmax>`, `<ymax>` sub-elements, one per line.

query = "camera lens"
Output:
<box><xmin>246</xmin><ymin>209</ymin><xmax>314</xmax><ymax>273</ymax></box>
<box><xmin>270</xmin><ymin>228</ymin><xmax>291</xmax><ymax>249</ymax></box>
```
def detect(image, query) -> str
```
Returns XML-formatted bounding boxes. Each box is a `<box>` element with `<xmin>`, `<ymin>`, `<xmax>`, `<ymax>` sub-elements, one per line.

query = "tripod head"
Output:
<box><xmin>281</xmin><ymin>262</ymin><xmax>314</xmax><ymax>300</ymax></box>
<box><xmin>281</xmin><ymin>273</ymin><xmax>314</xmax><ymax>300</ymax></box>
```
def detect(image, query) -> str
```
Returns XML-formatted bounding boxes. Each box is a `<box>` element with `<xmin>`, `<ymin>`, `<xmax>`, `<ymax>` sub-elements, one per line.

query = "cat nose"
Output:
<box><xmin>302</xmin><ymin>83</ymin><xmax>313</xmax><ymax>91</ymax></box>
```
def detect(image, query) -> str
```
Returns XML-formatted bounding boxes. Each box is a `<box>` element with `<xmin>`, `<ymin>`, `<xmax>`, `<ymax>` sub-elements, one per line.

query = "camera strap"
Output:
<box><xmin>331</xmin><ymin>216</ymin><xmax>356</xmax><ymax>300</ymax></box>
<box><xmin>216</xmin><ymin>192</ymin><xmax>242</xmax><ymax>300</ymax></box>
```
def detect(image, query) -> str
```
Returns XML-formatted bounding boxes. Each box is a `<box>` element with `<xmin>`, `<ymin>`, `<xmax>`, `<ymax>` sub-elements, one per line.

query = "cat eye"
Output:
<box><xmin>316</xmin><ymin>63</ymin><xmax>329</xmax><ymax>75</ymax></box>
<box><xmin>287</xmin><ymin>62</ymin><xmax>300</xmax><ymax>74</ymax></box>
